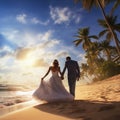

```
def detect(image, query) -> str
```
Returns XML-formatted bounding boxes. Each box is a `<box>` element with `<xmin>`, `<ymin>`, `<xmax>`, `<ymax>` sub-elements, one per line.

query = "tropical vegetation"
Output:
<box><xmin>73</xmin><ymin>0</ymin><xmax>120</xmax><ymax>82</ymax></box>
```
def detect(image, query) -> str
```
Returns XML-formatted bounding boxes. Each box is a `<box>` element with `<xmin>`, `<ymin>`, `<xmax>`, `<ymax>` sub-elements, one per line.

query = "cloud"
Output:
<box><xmin>1</xmin><ymin>29</ymin><xmax>83</xmax><ymax>63</ymax></box>
<box><xmin>50</xmin><ymin>6</ymin><xmax>71</xmax><ymax>24</ymax></box>
<box><xmin>0</xmin><ymin>55</ymin><xmax>16</xmax><ymax>74</ymax></box>
<box><xmin>0</xmin><ymin>34</ymin><xmax>17</xmax><ymax>57</ymax></box>
<box><xmin>15</xmin><ymin>47</ymin><xmax>32</xmax><ymax>60</ymax></box>
<box><xmin>40</xmin><ymin>39</ymin><xmax>60</xmax><ymax>48</ymax></box>
<box><xmin>1</xmin><ymin>29</ymin><xmax>62</xmax><ymax>61</ymax></box>
<box><xmin>16</xmin><ymin>13</ymin><xmax>49</xmax><ymax>25</ymax></box>
<box><xmin>31</xmin><ymin>17</ymin><xmax>40</xmax><ymax>24</ymax></box>
<box><xmin>16</xmin><ymin>14</ymin><xmax>27</xmax><ymax>24</ymax></box>
<box><xmin>0</xmin><ymin>34</ymin><xmax>17</xmax><ymax>49</ymax></box>
<box><xmin>73</xmin><ymin>14</ymin><xmax>81</xmax><ymax>24</ymax></box>
<box><xmin>0</xmin><ymin>46</ymin><xmax>14</xmax><ymax>58</ymax></box>
<box><xmin>33</xmin><ymin>58</ymin><xmax>48</xmax><ymax>67</ymax></box>
<box><xmin>1</xmin><ymin>29</ymin><xmax>54</xmax><ymax>47</ymax></box>
<box><xmin>31</xmin><ymin>17</ymin><xmax>49</xmax><ymax>25</ymax></box>
<box><xmin>78</xmin><ymin>53</ymin><xmax>87</xmax><ymax>64</ymax></box>
<box><xmin>0</xmin><ymin>34</ymin><xmax>6</xmax><ymax>48</ymax></box>
<box><xmin>22</xmin><ymin>72</ymin><xmax>32</xmax><ymax>76</ymax></box>
<box><xmin>37</xmin><ymin>30</ymin><xmax>53</xmax><ymax>42</ymax></box>
<box><xmin>55</xmin><ymin>51</ymin><xmax>69</xmax><ymax>58</ymax></box>
<box><xmin>49</xmin><ymin>6</ymin><xmax>81</xmax><ymax>24</ymax></box>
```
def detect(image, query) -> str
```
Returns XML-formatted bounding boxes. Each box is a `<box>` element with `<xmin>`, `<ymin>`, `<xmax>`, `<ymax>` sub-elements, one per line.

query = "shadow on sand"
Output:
<box><xmin>34</xmin><ymin>100</ymin><xmax>120</xmax><ymax>120</ymax></box>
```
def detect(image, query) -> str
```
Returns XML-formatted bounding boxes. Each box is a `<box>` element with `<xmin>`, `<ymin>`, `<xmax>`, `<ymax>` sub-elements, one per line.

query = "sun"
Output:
<box><xmin>22</xmin><ymin>57</ymin><xmax>35</xmax><ymax>67</ymax></box>
<box><xmin>20</xmin><ymin>52</ymin><xmax>36</xmax><ymax>67</ymax></box>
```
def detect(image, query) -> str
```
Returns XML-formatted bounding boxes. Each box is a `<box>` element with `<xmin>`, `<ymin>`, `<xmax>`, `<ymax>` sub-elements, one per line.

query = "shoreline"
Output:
<box><xmin>0</xmin><ymin>99</ymin><xmax>39</xmax><ymax>117</ymax></box>
<box><xmin>1</xmin><ymin>99</ymin><xmax>120</xmax><ymax>120</ymax></box>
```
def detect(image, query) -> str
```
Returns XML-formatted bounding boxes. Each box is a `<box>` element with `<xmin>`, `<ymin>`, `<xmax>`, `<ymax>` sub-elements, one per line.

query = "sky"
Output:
<box><xmin>0</xmin><ymin>0</ymin><xmax>120</xmax><ymax>87</ymax></box>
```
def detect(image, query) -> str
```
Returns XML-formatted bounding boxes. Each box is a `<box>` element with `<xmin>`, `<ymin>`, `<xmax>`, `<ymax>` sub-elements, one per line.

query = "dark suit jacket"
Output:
<box><xmin>63</xmin><ymin>60</ymin><xmax>80</xmax><ymax>78</ymax></box>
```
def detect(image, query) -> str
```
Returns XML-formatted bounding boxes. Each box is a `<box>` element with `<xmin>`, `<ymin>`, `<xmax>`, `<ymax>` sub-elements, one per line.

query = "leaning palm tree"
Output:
<box><xmin>74</xmin><ymin>0</ymin><xmax>120</xmax><ymax>56</ymax></box>
<box><xmin>98</xmin><ymin>15</ymin><xmax>120</xmax><ymax>55</ymax></box>
<box><xmin>73</xmin><ymin>27</ymin><xmax>98</xmax><ymax>51</ymax></box>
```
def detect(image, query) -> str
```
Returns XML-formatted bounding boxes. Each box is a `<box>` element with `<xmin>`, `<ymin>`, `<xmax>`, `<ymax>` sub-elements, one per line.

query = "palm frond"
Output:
<box><xmin>99</xmin><ymin>30</ymin><xmax>108</xmax><ymax>37</ymax></box>
<box><xmin>74</xmin><ymin>35</ymin><xmax>82</xmax><ymax>38</ymax></box>
<box><xmin>98</xmin><ymin>19</ymin><xmax>108</xmax><ymax>28</ymax></box>
<box><xmin>73</xmin><ymin>39</ymin><xmax>83</xmax><ymax>46</ymax></box>
<box><xmin>89</xmin><ymin>35</ymin><xmax>98</xmax><ymax>39</ymax></box>
<box><xmin>110</xmin><ymin>0</ymin><xmax>120</xmax><ymax>15</ymax></box>
<box><xmin>114</xmin><ymin>23</ymin><xmax>120</xmax><ymax>32</ymax></box>
<box><xmin>79</xmin><ymin>27</ymin><xmax>89</xmax><ymax>36</ymax></box>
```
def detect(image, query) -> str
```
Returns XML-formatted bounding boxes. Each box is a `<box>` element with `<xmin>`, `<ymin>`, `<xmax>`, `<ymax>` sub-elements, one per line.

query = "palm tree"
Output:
<box><xmin>98</xmin><ymin>15</ymin><xmax>120</xmax><ymax>55</ymax></box>
<box><xmin>89</xmin><ymin>41</ymin><xmax>101</xmax><ymax>58</ymax></box>
<box><xmin>85</xmin><ymin>42</ymin><xmax>100</xmax><ymax>68</ymax></box>
<box><xmin>80</xmin><ymin>63</ymin><xmax>89</xmax><ymax>78</ymax></box>
<box><xmin>84</xmin><ymin>42</ymin><xmax>100</xmax><ymax>65</ymax></box>
<box><xmin>99</xmin><ymin>40</ymin><xmax>114</xmax><ymax>60</ymax></box>
<box><xmin>74</xmin><ymin>0</ymin><xmax>120</xmax><ymax>56</ymax></box>
<box><xmin>73</xmin><ymin>27</ymin><xmax>98</xmax><ymax>51</ymax></box>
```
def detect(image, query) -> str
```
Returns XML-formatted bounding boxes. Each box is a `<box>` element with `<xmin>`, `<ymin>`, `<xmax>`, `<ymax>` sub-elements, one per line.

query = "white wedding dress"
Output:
<box><xmin>33</xmin><ymin>71</ymin><xmax>74</xmax><ymax>102</ymax></box>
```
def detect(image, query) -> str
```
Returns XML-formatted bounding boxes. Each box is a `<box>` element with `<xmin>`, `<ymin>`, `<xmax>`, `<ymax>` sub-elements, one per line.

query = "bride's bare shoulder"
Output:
<box><xmin>49</xmin><ymin>66</ymin><xmax>54</xmax><ymax>70</ymax></box>
<box><xmin>49</xmin><ymin>66</ymin><xmax>51</xmax><ymax>68</ymax></box>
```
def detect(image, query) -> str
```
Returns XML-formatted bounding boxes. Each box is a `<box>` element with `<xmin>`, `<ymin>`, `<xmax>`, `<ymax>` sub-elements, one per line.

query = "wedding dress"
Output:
<box><xmin>33</xmin><ymin>71</ymin><xmax>74</xmax><ymax>102</ymax></box>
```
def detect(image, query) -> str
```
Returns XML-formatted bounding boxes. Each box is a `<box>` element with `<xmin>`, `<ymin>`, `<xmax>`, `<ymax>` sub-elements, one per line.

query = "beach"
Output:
<box><xmin>0</xmin><ymin>74</ymin><xmax>120</xmax><ymax>120</ymax></box>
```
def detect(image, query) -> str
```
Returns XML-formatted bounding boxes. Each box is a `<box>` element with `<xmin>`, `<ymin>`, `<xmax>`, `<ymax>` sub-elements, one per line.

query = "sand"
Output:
<box><xmin>0</xmin><ymin>74</ymin><xmax>120</xmax><ymax>120</ymax></box>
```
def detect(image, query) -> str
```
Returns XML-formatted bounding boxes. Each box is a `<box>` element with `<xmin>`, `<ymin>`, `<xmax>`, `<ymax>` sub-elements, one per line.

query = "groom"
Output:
<box><xmin>62</xmin><ymin>56</ymin><xmax>80</xmax><ymax>97</ymax></box>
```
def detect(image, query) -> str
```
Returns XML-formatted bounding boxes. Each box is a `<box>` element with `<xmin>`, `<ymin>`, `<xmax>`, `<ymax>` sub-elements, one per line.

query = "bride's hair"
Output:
<box><xmin>53</xmin><ymin>59</ymin><xmax>59</xmax><ymax>67</ymax></box>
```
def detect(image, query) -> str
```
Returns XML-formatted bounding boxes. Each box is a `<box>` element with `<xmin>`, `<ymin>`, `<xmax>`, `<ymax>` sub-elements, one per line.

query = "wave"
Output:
<box><xmin>0</xmin><ymin>84</ymin><xmax>33</xmax><ymax>91</ymax></box>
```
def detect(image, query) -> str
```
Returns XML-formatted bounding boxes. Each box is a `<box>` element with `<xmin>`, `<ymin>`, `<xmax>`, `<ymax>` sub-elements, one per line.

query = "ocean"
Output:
<box><xmin>0</xmin><ymin>84</ymin><xmax>39</xmax><ymax>116</ymax></box>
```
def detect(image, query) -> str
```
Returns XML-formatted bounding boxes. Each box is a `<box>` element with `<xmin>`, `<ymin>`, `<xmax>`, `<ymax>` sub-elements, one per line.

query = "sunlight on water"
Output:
<box><xmin>16</xmin><ymin>90</ymin><xmax>35</xmax><ymax>96</ymax></box>
<box><xmin>0</xmin><ymin>99</ymin><xmax>41</xmax><ymax>116</ymax></box>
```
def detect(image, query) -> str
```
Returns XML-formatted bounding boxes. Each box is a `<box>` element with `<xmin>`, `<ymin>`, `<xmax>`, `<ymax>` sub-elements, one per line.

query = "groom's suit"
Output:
<box><xmin>62</xmin><ymin>59</ymin><xmax>80</xmax><ymax>96</ymax></box>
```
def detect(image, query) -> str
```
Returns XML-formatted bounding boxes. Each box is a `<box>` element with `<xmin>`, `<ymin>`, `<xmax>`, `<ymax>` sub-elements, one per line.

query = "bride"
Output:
<box><xmin>33</xmin><ymin>59</ymin><xmax>74</xmax><ymax>102</ymax></box>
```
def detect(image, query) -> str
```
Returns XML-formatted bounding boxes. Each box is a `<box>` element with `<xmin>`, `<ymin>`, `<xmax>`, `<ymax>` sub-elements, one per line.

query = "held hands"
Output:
<box><xmin>60</xmin><ymin>72</ymin><xmax>64</xmax><ymax>80</ymax></box>
<box><xmin>61</xmin><ymin>75</ymin><xmax>64</xmax><ymax>80</ymax></box>
<box><xmin>76</xmin><ymin>77</ymin><xmax>80</xmax><ymax>81</ymax></box>
<box><xmin>41</xmin><ymin>78</ymin><xmax>44</xmax><ymax>83</ymax></box>
<box><xmin>76</xmin><ymin>74</ymin><xmax>80</xmax><ymax>81</ymax></box>
<box><xmin>76</xmin><ymin>75</ymin><xmax>80</xmax><ymax>81</ymax></box>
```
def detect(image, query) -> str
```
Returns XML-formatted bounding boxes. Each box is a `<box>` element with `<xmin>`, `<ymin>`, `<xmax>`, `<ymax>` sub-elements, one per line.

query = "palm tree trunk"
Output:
<box><xmin>97</xmin><ymin>0</ymin><xmax>120</xmax><ymax>57</ymax></box>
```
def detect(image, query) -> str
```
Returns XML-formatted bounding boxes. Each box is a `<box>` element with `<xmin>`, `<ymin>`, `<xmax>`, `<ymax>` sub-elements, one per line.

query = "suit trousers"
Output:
<box><xmin>68</xmin><ymin>76</ymin><xmax>76</xmax><ymax>96</ymax></box>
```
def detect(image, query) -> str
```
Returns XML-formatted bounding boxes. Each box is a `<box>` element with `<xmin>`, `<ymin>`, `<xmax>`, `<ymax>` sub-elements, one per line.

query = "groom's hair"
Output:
<box><xmin>66</xmin><ymin>56</ymin><xmax>71</xmax><ymax>60</ymax></box>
